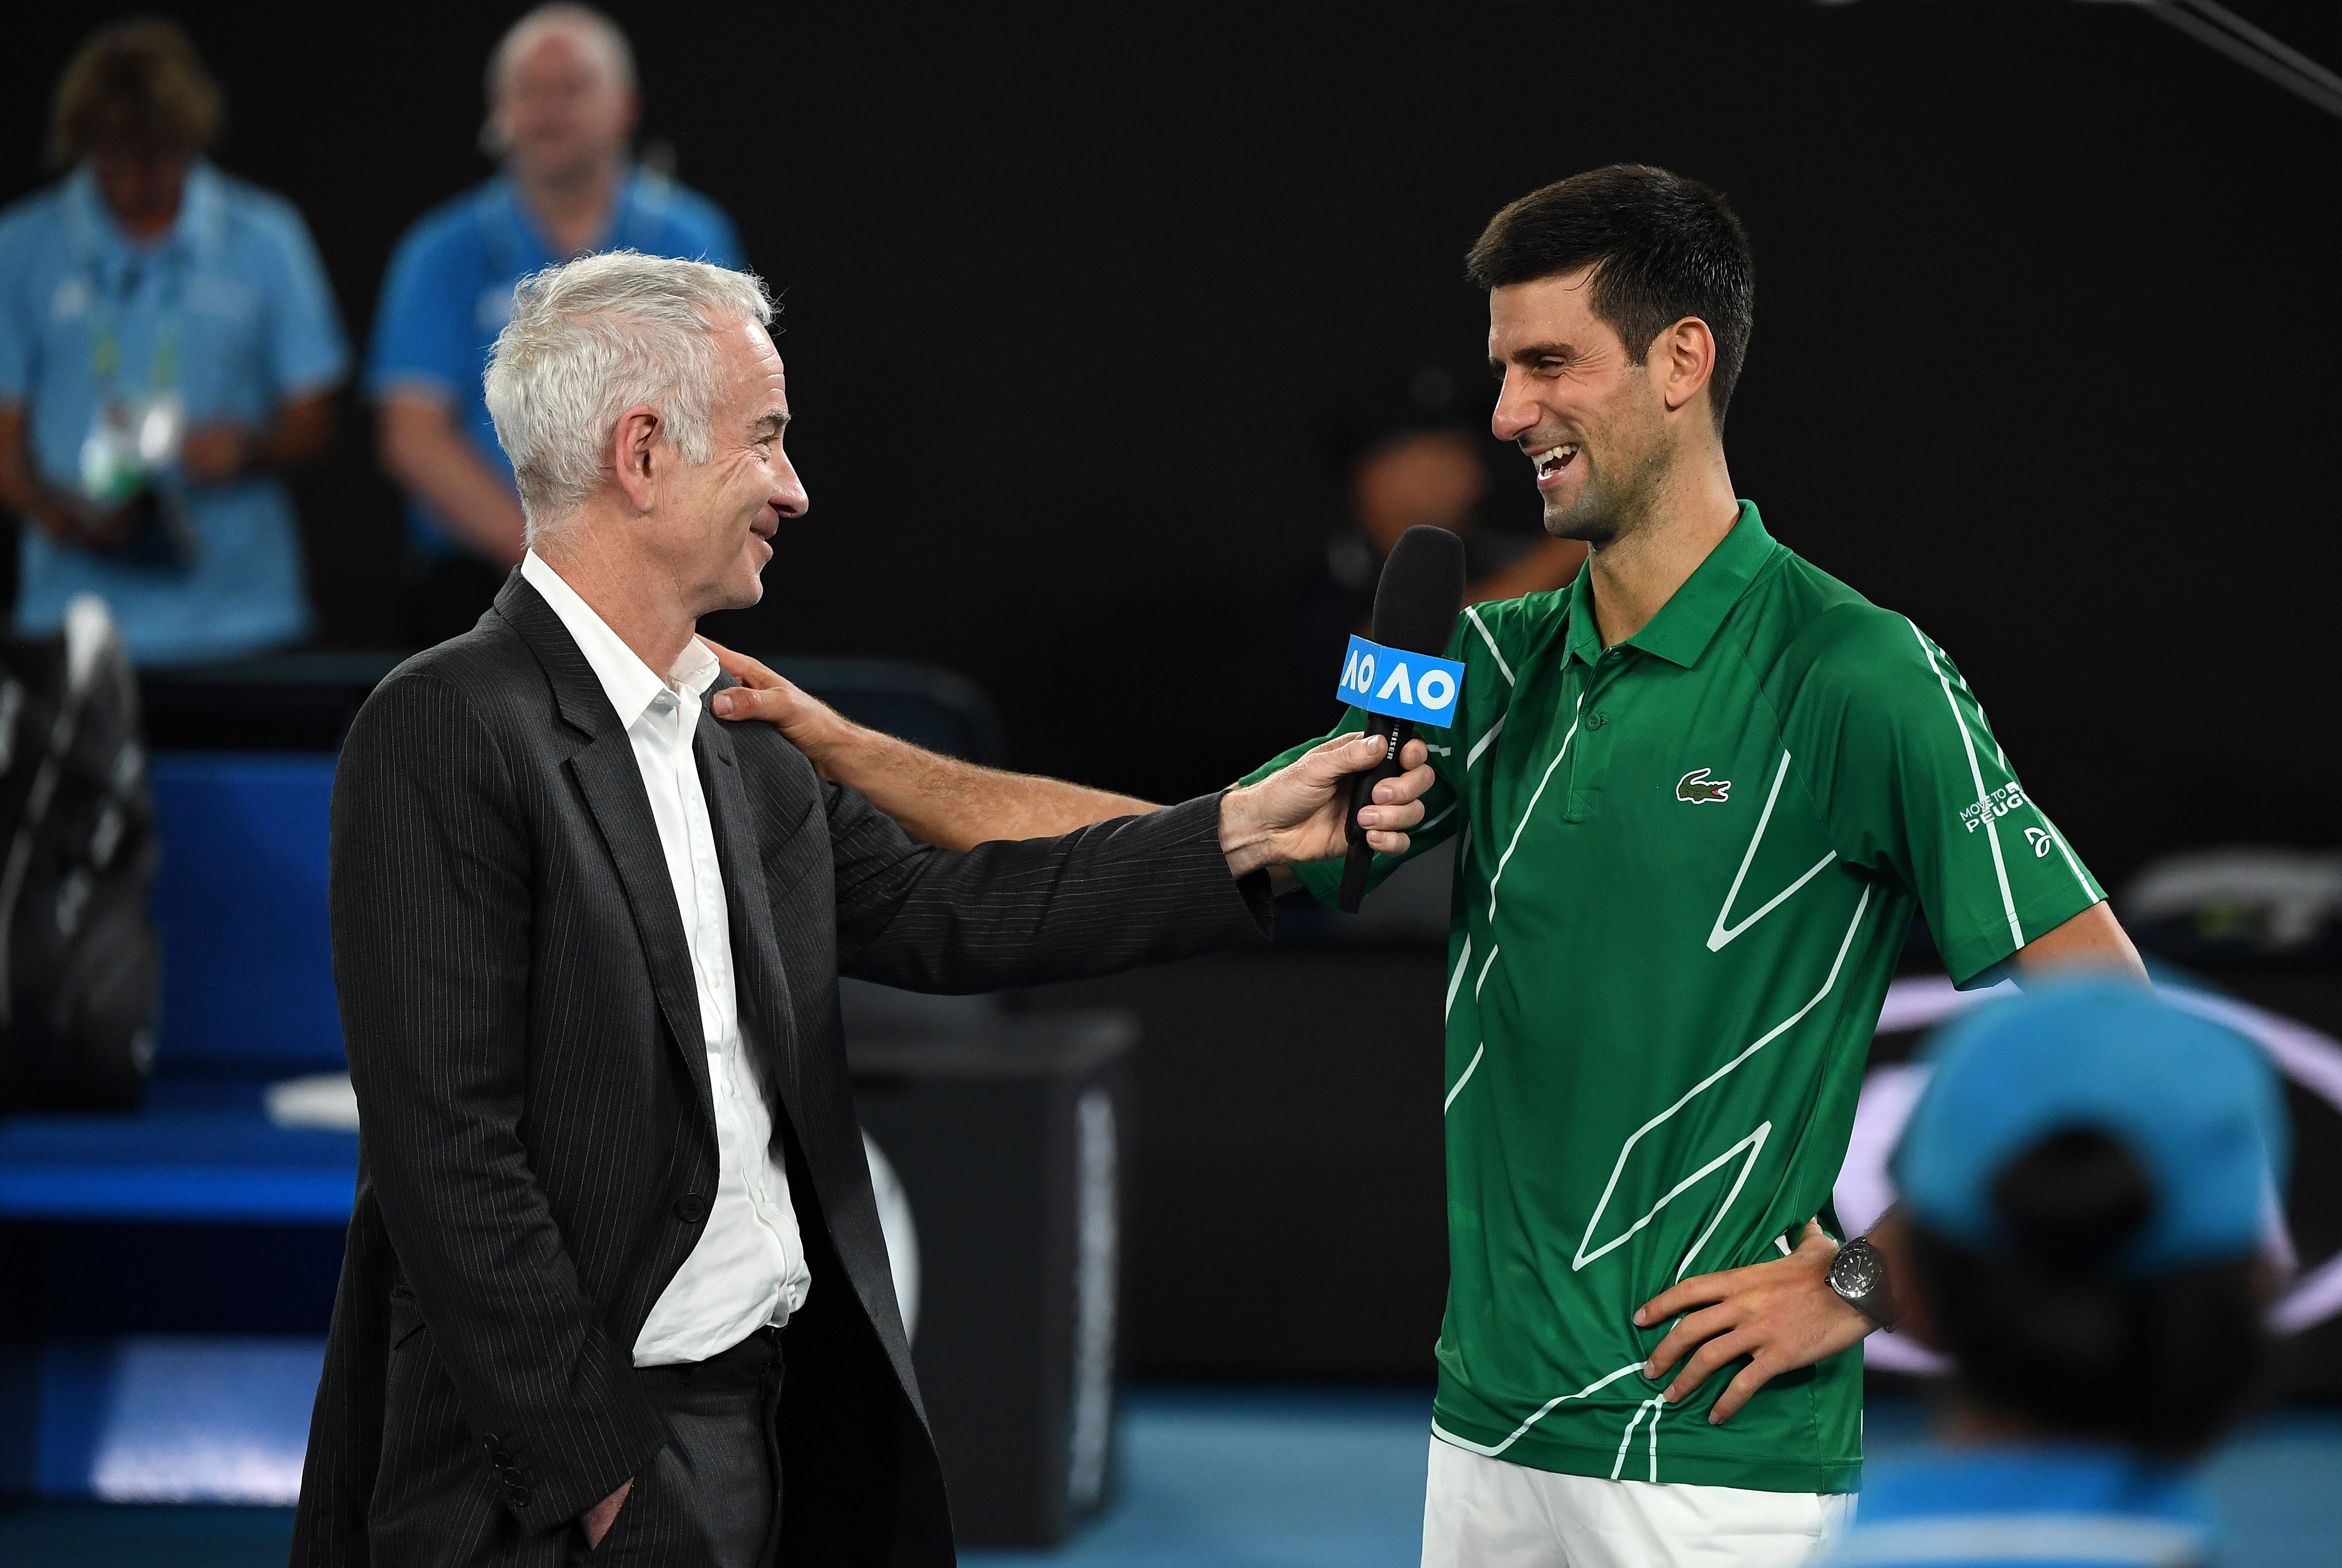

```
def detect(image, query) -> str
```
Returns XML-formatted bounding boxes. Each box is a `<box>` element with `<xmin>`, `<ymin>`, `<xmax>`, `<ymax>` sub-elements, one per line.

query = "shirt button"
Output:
<box><xmin>675</xmin><ymin>1193</ymin><xmax>709</xmax><ymax>1223</ymax></box>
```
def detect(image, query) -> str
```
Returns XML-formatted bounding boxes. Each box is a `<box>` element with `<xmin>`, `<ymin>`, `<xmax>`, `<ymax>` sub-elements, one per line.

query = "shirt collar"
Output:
<box><xmin>63</xmin><ymin>159</ymin><xmax>223</xmax><ymax>266</ymax></box>
<box><xmin>521</xmin><ymin>550</ymin><xmax>720</xmax><ymax>729</ymax></box>
<box><xmin>1562</xmin><ymin>499</ymin><xmax>1777</xmax><ymax>670</ymax></box>
<box><xmin>176</xmin><ymin>161</ymin><xmax>225</xmax><ymax>252</ymax></box>
<box><xmin>499</xmin><ymin>165</ymin><xmax>646</xmax><ymax>261</ymax></box>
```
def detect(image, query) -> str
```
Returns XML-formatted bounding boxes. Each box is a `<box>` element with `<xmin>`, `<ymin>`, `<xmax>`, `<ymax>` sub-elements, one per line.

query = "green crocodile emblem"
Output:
<box><xmin>1676</xmin><ymin>767</ymin><xmax>1732</xmax><ymax>804</ymax></box>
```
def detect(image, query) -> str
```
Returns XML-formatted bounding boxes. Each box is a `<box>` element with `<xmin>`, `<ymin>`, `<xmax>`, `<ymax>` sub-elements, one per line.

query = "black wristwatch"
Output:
<box><xmin>1825</xmin><ymin>1235</ymin><xmax>1899</xmax><ymax>1330</ymax></box>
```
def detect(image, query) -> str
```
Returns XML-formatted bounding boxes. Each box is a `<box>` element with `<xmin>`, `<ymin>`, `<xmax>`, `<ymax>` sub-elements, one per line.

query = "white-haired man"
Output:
<box><xmin>369</xmin><ymin>3</ymin><xmax>743</xmax><ymax>647</ymax></box>
<box><xmin>291</xmin><ymin>251</ymin><xmax>1437</xmax><ymax>1568</ymax></box>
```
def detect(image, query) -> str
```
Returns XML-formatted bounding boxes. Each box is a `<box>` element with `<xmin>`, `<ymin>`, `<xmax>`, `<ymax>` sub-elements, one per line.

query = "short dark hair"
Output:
<box><xmin>1910</xmin><ymin>1127</ymin><xmax>2270</xmax><ymax>1458</ymax></box>
<box><xmin>49</xmin><ymin>19</ymin><xmax>223</xmax><ymax>168</ymax></box>
<box><xmin>1466</xmin><ymin>165</ymin><xmax>1754</xmax><ymax>429</ymax></box>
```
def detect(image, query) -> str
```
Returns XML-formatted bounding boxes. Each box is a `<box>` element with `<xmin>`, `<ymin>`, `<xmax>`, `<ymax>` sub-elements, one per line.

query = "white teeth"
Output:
<box><xmin>1531</xmin><ymin>443</ymin><xmax>1578</xmax><ymax>475</ymax></box>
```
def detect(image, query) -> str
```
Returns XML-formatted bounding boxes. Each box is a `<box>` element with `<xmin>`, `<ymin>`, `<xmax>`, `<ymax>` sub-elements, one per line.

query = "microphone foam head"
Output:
<box><xmin>1370</xmin><ymin>526</ymin><xmax>1468</xmax><ymax>655</ymax></box>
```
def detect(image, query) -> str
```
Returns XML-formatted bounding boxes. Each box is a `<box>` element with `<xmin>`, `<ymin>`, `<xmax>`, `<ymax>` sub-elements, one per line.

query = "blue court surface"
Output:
<box><xmin>1</xmin><ymin>1387</ymin><xmax>2336</xmax><ymax>1567</ymax></box>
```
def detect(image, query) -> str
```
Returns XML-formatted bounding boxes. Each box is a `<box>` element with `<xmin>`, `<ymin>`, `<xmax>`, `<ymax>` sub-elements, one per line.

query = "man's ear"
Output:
<box><xmin>608</xmin><ymin>404</ymin><xmax>662</xmax><ymax>513</ymax></box>
<box><xmin>1650</xmin><ymin>315</ymin><xmax>1718</xmax><ymax>419</ymax></box>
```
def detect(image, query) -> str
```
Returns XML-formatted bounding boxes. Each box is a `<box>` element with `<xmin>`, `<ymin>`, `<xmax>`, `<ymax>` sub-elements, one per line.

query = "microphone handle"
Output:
<box><xmin>1338</xmin><ymin>713</ymin><xmax>1412</xmax><ymax>914</ymax></box>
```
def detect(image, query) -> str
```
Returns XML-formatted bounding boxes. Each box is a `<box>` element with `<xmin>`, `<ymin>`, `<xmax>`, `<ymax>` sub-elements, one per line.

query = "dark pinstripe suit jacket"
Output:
<box><xmin>291</xmin><ymin>576</ymin><xmax>1271</xmax><ymax>1567</ymax></box>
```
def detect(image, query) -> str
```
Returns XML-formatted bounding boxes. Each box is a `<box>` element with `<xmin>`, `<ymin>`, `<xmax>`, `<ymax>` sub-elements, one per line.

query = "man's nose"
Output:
<box><xmin>771</xmin><ymin>455</ymin><xmax>810</xmax><ymax>519</ymax></box>
<box><xmin>1490</xmin><ymin>370</ymin><xmax>1536</xmax><ymax>442</ymax></box>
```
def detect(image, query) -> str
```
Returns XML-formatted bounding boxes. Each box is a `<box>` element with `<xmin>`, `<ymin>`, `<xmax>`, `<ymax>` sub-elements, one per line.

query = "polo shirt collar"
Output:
<box><xmin>62</xmin><ymin>159</ymin><xmax>223</xmax><ymax>267</ymax></box>
<box><xmin>520</xmin><ymin>549</ymin><xmax>720</xmax><ymax>730</ymax></box>
<box><xmin>497</xmin><ymin>164</ymin><xmax>652</xmax><ymax>262</ymax></box>
<box><xmin>1563</xmin><ymin>499</ymin><xmax>1777</xmax><ymax>670</ymax></box>
<box><xmin>176</xmin><ymin>162</ymin><xmax>227</xmax><ymax>253</ymax></box>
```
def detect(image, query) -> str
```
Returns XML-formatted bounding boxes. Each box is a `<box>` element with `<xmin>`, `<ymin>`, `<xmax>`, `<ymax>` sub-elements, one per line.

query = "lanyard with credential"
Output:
<box><xmin>88</xmin><ymin>253</ymin><xmax>182</xmax><ymax>405</ymax></box>
<box><xmin>77</xmin><ymin>246</ymin><xmax>191</xmax><ymax>503</ymax></box>
<box><xmin>77</xmin><ymin>249</ymin><xmax>198</xmax><ymax>572</ymax></box>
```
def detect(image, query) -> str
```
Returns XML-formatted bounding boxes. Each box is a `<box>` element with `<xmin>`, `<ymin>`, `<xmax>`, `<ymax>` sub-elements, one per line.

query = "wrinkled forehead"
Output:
<box><xmin>738</xmin><ymin>317</ymin><xmax>786</xmax><ymax>388</ymax></box>
<box><xmin>717</xmin><ymin>315</ymin><xmax>791</xmax><ymax>425</ymax></box>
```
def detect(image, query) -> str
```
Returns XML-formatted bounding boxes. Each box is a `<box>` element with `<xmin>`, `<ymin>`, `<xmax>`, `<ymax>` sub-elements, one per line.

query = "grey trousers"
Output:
<box><xmin>574</xmin><ymin>1326</ymin><xmax>786</xmax><ymax>1568</ymax></box>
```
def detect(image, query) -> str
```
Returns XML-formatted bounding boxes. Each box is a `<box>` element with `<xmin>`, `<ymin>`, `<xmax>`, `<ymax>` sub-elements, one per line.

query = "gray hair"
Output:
<box><xmin>487</xmin><ymin>4</ymin><xmax>636</xmax><ymax>100</ymax></box>
<box><xmin>484</xmin><ymin>251</ymin><xmax>773</xmax><ymax>542</ymax></box>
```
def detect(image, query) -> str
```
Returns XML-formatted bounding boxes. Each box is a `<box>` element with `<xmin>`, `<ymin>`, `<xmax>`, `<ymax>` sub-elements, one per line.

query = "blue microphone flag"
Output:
<box><xmin>1335</xmin><ymin>635</ymin><xmax>1466</xmax><ymax>727</ymax></box>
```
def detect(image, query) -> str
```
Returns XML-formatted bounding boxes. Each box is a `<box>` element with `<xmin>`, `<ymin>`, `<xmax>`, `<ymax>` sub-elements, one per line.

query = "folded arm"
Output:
<box><xmin>331</xmin><ymin>675</ymin><xmax>661</xmax><ymax>1534</ymax></box>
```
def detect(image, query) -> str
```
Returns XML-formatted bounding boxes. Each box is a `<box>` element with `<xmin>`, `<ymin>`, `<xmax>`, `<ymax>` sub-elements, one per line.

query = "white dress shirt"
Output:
<box><xmin>520</xmin><ymin>551</ymin><xmax>811</xmax><ymax>1366</ymax></box>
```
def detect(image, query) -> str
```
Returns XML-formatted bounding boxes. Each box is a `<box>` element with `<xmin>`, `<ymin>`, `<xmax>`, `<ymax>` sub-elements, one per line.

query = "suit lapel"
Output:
<box><xmin>498</xmin><ymin>575</ymin><xmax>716</xmax><ymax>1124</ymax></box>
<box><xmin>693</xmin><ymin>706</ymin><xmax>802</xmax><ymax>1111</ymax></box>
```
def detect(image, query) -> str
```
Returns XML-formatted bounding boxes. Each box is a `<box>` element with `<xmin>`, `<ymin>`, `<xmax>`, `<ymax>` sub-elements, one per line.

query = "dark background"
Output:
<box><xmin>4</xmin><ymin>0</ymin><xmax>2340</xmax><ymax>896</ymax></box>
<box><xmin>7</xmin><ymin>1</ymin><xmax>2342</xmax><ymax>1395</ymax></box>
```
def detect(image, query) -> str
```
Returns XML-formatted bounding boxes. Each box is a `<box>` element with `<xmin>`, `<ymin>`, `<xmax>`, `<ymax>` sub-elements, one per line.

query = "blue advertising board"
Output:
<box><xmin>1334</xmin><ymin>636</ymin><xmax>1466</xmax><ymax>727</ymax></box>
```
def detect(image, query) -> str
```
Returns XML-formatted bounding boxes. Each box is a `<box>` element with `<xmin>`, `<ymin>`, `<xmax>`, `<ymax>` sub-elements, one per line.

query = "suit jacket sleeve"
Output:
<box><xmin>331</xmin><ymin>673</ymin><xmax>663</xmax><ymax>1534</ymax></box>
<box><xmin>826</xmin><ymin>783</ymin><xmax>1274</xmax><ymax>991</ymax></box>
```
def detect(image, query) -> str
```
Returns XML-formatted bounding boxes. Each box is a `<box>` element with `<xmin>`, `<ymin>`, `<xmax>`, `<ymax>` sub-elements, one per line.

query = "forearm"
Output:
<box><xmin>0</xmin><ymin>405</ymin><xmax>78</xmax><ymax>538</ymax></box>
<box><xmin>802</xmin><ymin>716</ymin><xmax>1155</xmax><ymax>850</ymax></box>
<box><xmin>256</xmin><ymin>391</ymin><xmax>336</xmax><ymax>470</ymax></box>
<box><xmin>710</xmin><ymin>644</ymin><xmax>1431</xmax><ymax>872</ymax></box>
<box><xmin>378</xmin><ymin>395</ymin><xmax>527</xmax><ymax>566</ymax></box>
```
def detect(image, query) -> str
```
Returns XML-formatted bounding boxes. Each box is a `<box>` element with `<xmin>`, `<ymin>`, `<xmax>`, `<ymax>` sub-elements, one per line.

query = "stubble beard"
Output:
<box><xmin>1541</xmin><ymin>429</ymin><xmax>1674</xmax><ymax>553</ymax></box>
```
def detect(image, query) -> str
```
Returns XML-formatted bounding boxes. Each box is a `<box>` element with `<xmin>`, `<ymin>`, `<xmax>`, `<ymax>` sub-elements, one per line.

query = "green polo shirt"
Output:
<box><xmin>1247</xmin><ymin>502</ymin><xmax>2103</xmax><ymax>1493</ymax></box>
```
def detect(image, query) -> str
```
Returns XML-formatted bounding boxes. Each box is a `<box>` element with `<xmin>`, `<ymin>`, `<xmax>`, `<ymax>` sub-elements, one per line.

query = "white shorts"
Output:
<box><xmin>1422</xmin><ymin>1435</ymin><xmax>1855</xmax><ymax>1568</ymax></box>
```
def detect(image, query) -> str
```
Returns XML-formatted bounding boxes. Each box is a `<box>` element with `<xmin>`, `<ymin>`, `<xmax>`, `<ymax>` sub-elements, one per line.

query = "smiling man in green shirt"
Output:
<box><xmin>705</xmin><ymin>165</ymin><xmax>2146</xmax><ymax>1567</ymax></box>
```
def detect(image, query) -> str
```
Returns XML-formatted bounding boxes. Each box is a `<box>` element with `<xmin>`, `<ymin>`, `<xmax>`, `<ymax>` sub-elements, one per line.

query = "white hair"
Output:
<box><xmin>484</xmin><ymin>250</ymin><xmax>773</xmax><ymax>543</ymax></box>
<box><xmin>487</xmin><ymin>4</ymin><xmax>637</xmax><ymax>99</ymax></box>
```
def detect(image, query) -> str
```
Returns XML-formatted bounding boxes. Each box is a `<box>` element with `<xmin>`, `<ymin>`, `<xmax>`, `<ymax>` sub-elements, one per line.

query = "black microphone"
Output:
<box><xmin>1338</xmin><ymin>525</ymin><xmax>1466</xmax><ymax>913</ymax></box>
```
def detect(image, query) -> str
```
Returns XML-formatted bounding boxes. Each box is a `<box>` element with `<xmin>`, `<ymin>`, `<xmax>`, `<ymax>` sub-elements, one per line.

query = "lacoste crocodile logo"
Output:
<box><xmin>1677</xmin><ymin>768</ymin><xmax>1732</xmax><ymax>804</ymax></box>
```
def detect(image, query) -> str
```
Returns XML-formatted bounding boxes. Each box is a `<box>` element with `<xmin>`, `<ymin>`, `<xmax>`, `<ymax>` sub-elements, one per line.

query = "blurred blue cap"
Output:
<box><xmin>1892</xmin><ymin>981</ymin><xmax>2288</xmax><ymax>1275</ymax></box>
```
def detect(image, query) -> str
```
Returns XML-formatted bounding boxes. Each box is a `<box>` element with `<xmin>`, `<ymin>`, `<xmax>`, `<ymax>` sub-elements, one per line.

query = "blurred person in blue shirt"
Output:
<box><xmin>1826</xmin><ymin>983</ymin><xmax>2285</xmax><ymax>1568</ymax></box>
<box><xmin>0</xmin><ymin>20</ymin><xmax>347</xmax><ymax>666</ymax></box>
<box><xmin>369</xmin><ymin>3</ymin><xmax>742</xmax><ymax>646</ymax></box>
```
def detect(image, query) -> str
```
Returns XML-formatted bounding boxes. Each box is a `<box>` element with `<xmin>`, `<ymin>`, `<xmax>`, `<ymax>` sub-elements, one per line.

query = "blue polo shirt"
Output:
<box><xmin>0</xmin><ymin>162</ymin><xmax>348</xmax><ymax>665</ymax></box>
<box><xmin>1826</xmin><ymin>1446</ymin><xmax>2217</xmax><ymax>1567</ymax></box>
<box><xmin>366</xmin><ymin>168</ymin><xmax>742</xmax><ymax>558</ymax></box>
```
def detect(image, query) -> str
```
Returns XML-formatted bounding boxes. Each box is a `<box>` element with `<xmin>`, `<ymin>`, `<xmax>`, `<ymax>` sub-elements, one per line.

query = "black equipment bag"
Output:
<box><xmin>0</xmin><ymin>597</ymin><xmax>159</xmax><ymax>1112</ymax></box>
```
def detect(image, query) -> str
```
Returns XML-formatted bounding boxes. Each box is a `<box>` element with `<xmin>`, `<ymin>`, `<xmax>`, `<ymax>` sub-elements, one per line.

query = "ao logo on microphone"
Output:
<box><xmin>1335</xmin><ymin>635</ymin><xmax>1467</xmax><ymax>726</ymax></box>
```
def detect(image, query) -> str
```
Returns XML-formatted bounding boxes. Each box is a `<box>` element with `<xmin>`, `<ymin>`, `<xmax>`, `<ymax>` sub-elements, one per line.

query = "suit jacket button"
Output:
<box><xmin>507</xmin><ymin>1485</ymin><xmax>533</xmax><ymax>1509</ymax></box>
<box><xmin>675</xmin><ymin>1193</ymin><xmax>708</xmax><ymax>1223</ymax></box>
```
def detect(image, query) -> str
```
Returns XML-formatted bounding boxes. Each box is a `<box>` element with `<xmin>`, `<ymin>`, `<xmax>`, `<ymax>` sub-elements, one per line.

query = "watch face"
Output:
<box><xmin>1831</xmin><ymin>1244</ymin><xmax>1882</xmax><ymax>1300</ymax></box>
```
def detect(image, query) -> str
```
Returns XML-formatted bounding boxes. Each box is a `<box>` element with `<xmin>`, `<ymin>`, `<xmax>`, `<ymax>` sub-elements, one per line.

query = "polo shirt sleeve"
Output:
<box><xmin>1238</xmin><ymin>617</ymin><xmax>1476</xmax><ymax>908</ymax></box>
<box><xmin>0</xmin><ymin>206</ymin><xmax>43</xmax><ymax>401</ymax></box>
<box><xmin>1786</xmin><ymin>604</ymin><xmax>2106</xmax><ymax>986</ymax></box>
<box><xmin>368</xmin><ymin>216</ymin><xmax>475</xmax><ymax>405</ymax></box>
<box><xmin>687</xmin><ymin>200</ymin><xmax>744</xmax><ymax>269</ymax></box>
<box><xmin>253</xmin><ymin>199</ymin><xmax>350</xmax><ymax>398</ymax></box>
